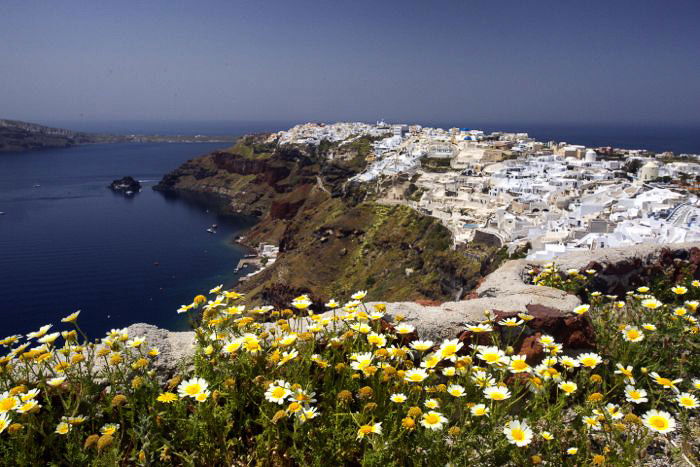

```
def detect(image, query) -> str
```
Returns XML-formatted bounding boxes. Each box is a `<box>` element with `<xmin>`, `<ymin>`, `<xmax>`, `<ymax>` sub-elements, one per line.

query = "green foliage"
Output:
<box><xmin>529</xmin><ymin>263</ymin><xmax>594</xmax><ymax>294</ymax></box>
<box><xmin>623</xmin><ymin>159</ymin><xmax>644</xmax><ymax>174</ymax></box>
<box><xmin>419</xmin><ymin>156</ymin><xmax>453</xmax><ymax>173</ymax></box>
<box><xmin>339</xmin><ymin>136</ymin><xmax>379</xmax><ymax>172</ymax></box>
<box><xmin>226</xmin><ymin>135</ymin><xmax>274</xmax><ymax>160</ymax></box>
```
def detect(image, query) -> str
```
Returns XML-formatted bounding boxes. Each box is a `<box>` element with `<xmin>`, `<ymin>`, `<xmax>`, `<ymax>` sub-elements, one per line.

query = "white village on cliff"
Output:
<box><xmin>268</xmin><ymin>121</ymin><xmax>700</xmax><ymax>260</ymax></box>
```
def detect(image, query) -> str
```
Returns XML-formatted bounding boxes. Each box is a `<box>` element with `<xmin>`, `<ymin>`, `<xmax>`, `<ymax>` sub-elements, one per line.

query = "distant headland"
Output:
<box><xmin>0</xmin><ymin>118</ymin><xmax>236</xmax><ymax>153</ymax></box>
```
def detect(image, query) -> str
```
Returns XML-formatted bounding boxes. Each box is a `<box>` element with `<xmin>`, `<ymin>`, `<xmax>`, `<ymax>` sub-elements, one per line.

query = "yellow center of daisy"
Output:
<box><xmin>359</xmin><ymin>425</ymin><xmax>373</xmax><ymax>435</ymax></box>
<box><xmin>424</xmin><ymin>358</ymin><xmax>438</xmax><ymax>367</ymax></box>
<box><xmin>425</xmin><ymin>414</ymin><xmax>440</xmax><ymax>424</ymax></box>
<box><xmin>158</xmin><ymin>393</ymin><xmax>176</xmax><ymax>402</ymax></box>
<box><xmin>511</xmin><ymin>429</ymin><xmax>525</xmax><ymax>441</ymax></box>
<box><xmin>20</xmin><ymin>402</ymin><xmax>34</xmax><ymax>411</ymax></box>
<box><xmin>656</xmin><ymin>377</ymin><xmax>673</xmax><ymax>387</ymax></box>
<box><xmin>483</xmin><ymin>354</ymin><xmax>499</xmax><ymax>363</ymax></box>
<box><xmin>271</xmin><ymin>387</ymin><xmax>286</xmax><ymax>398</ymax></box>
<box><xmin>442</xmin><ymin>346</ymin><xmax>457</xmax><ymax>356</ymax></box>
<box><xmin>512</xmin><ymin>360</ymin><xmax>528</xmax><ymax>370</ymax></box>
<box><xmin>0</xmin><ymin>398</ymin><xmax>17</xmax><ymax>412</ymax></box>
<box><xmin>185</xmin><ymin>384</ymin><xmax>201</xmax><ymax>395</ymax></box>
<box><xmin>649</xmin><ymin>416</ymin><xmax>668</xmax><ymax>430</ymax></box>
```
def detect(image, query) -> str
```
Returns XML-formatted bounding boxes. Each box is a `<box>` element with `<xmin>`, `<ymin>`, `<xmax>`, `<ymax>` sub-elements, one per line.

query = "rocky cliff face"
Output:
<box><xmin>155</xmin><ymin>134</ymin><xmax>504</xmax><ymax>306</ymax></box>
<box><xmin>154</xmin><ymin>137</ymin><xmax>329</xmax><ymax>216</ymax></box>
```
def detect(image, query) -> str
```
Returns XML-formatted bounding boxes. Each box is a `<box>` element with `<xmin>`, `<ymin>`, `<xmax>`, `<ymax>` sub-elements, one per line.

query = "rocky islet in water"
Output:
<box><xmin>108</xmin><ymin>176</ymin><xmax>142</xmax><ymax>196</ymax></box>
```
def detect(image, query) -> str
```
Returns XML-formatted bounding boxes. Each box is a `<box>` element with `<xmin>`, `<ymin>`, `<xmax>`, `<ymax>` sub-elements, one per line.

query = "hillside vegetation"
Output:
<box><xmin>155</xmin><ymin>134</ymin><xmax>504</xmax><ymax>306</ymax></box>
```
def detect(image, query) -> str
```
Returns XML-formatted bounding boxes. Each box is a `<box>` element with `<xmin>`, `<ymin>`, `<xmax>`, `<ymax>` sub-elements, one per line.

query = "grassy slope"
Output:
<box><xmin>241</xmin><ymin>195</ymin><xmax>497</xmax><ymax>306</ymax></box>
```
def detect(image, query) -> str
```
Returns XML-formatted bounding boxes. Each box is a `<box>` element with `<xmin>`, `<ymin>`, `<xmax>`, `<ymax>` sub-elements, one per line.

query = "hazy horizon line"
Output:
<box><xmin>12</xmin><ymin>117</ymin><xmax>700</xmax><ymax>130</ymax></box>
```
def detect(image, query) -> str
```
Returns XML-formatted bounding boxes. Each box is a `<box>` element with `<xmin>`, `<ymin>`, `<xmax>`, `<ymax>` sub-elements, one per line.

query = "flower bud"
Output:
<box><xmin>97</xmin><ymin>434</ymin><xmax>114</xmax><ymax>451</ymax></box>
<box><xmin>111</xmin><ymin>394</ymin><xmax>127</xmax><ymax>408</ymax></box>
<box><xmin>84</xmin><ymin>434</ymin><xmax>99</xmax><ymax>449</ymax></box>
<box><xmin>8</xmin><ymin>423</ymin><xmax>23</xmax><ymax>435</ymax></box>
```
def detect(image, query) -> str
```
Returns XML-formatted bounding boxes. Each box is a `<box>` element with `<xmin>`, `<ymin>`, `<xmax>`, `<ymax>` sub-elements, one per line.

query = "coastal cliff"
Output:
<box><xmin>0</xmin><ymin>118</ymin><xmax>236</xmax><ymax>153</ymax></box>
<box><xmin>155</xmin><ymin>134</ymin><xmax>505</xmax><ymax>306</ymax></box>
<box><xmin>0</xmin><ymin>119</ymin><xmax>96</xmax><ymax>152</ymax></box>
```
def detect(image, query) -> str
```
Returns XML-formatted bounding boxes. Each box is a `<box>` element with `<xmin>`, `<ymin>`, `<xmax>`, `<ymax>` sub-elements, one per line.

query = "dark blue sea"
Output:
<box><xmin>0</xmin><ymin>142</ymin><xmax>258</xmax><ymax>338</ymax></box>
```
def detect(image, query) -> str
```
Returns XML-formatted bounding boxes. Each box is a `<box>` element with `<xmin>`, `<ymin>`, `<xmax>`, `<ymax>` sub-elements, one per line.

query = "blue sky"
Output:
<box><xmin>1</xmin><ymin>0</ymin><xmax>699</xmax><ymax>126</ymax></box>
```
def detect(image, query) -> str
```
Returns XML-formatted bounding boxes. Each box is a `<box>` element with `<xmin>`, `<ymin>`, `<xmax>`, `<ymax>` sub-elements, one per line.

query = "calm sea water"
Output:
<box><xmin>0</xmin><ymin>142</ymin><xmax>257</xmax><ymax>337</ymax></box>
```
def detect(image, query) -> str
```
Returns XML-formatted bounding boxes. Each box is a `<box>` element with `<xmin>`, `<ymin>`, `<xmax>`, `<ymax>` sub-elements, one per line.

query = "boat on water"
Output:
<box><xmin>0</xmin><ymin>212</ymin><xmax>5</xmax><ymax>216</ymax></box>
<box><xmin>206</xmin><ymin>228</ymin><xmax>216</xmax><ymax>234</ymax></box>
